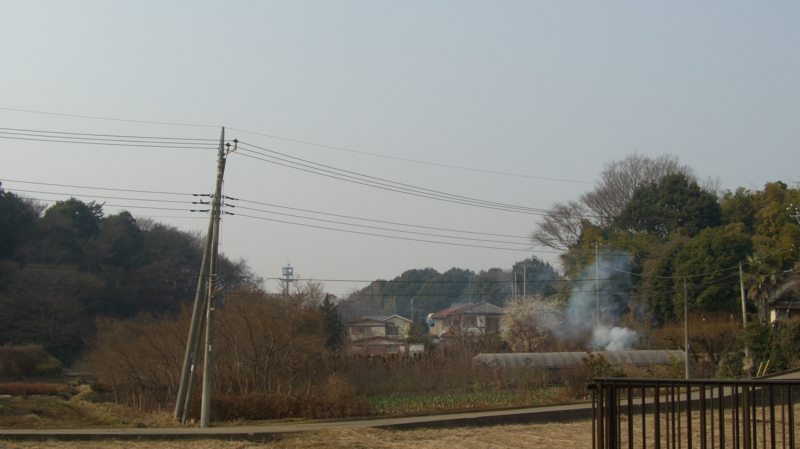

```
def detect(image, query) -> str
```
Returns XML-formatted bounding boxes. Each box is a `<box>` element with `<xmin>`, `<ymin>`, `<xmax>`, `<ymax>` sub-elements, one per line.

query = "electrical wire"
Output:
<box><xmin>0</xmin><ymin>179</ymin><xmax>196</xmax><ymax>196</ymax></box>
<box><xmin>228</xmin><ymin>127</ymin><xmax>593</xmax><ymax>185</ymax></box>
<box><xmin>236</xmin><ymin>145</ymin><xmax>555</xmax><ymax>216</ymax></box>
<box><xmin>10</xmin><ymin>189</ymin><xmax>193</xmax><ymax>205</ymax></box>
<box><xmin>234</xmin><ymin>204</ymin><xmax>529</xmax><ymax>246</ymax></box>
<box><xmin>236</xmin><ymin>212</ymin><xmax>546</xmax><ymax>253</ymax></box>
<box><xmin>233</xmin><ymin>197</ymin><xmax>529</xmax><ymax>239</ymax></box>
<box><xmin>0</xmin><ymin>106</ymin><xmax>217</xmax><ymax>128</ymax></box>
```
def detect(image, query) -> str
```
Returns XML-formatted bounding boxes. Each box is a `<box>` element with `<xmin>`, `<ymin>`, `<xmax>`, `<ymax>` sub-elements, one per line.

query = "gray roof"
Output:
<box><xmin>472</xmin><ymin>350</ymin><xmax>685</xmax><ymax>369</ymax></box>
<box><xmin>457</xmin><ymin>302</ymin><xmax>505</xmax><ymax>315</ymax></box>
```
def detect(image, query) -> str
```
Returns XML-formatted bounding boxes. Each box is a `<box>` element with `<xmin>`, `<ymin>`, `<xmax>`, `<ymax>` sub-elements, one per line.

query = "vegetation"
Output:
<box><xmin>3</xmin><ymin>153</ymin><xmax>800</xmax><ymax>425</ymax></box>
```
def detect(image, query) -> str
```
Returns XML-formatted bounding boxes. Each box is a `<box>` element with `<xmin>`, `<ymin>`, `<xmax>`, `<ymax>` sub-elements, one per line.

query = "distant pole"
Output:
<box><xmin>595</xmin><ymin>243</ymin><xmax>600</xmax><ymax>325</ymax></box>
<box><xmin>740</xmin><ymin>263</ymin><xmax>749</xmax><ymax>358</ymax></box>
<box><xmin>523</xmin><ymin>265</ymin><xmax>526</xmax><ymax>299</ymax></box>
<box><xmin>200</xmin><ymin>129</ymin><xmax>231</xmax><ymax>428</ymax></box>
<box><xmin>684</xmin><ymin>277</ymin><xmax>690</xmax><ymax>380</ymax></box>
<box><xmin>514</xmin><ymin>271</ymin><xmax>517</xmax><ymax>299</ymax></box>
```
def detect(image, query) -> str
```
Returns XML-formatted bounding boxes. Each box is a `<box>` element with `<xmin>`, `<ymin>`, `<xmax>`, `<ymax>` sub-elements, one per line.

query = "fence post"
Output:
<box><xmin>607</xmin><ymin>383</ymin><xmax>618</xmax><ymax>449</ymax></box>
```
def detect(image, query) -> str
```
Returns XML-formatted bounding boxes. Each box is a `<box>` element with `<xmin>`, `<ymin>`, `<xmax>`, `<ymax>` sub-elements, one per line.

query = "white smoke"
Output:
<box><xmin>561</xmin><ymin>249</ymin><xmax>640</xmax><ymax>349</ymax></box>
<box><xmin>592</xmin><ymin>325</ymin><xmax>638</xmax><ymax>351</ymax></box>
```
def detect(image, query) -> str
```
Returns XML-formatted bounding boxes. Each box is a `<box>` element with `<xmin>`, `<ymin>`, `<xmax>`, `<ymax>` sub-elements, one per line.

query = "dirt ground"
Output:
<box><xmin>0</xmin><ymin>421</ymin><xmax>595</xmax><ymax>449</ymax></box>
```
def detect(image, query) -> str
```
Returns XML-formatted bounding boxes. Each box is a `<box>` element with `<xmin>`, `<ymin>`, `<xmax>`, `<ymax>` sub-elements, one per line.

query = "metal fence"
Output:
<box><xmin>588</xmin><ymin>377</ymin><xmax>800</xmax><ymax>449</ymax></box>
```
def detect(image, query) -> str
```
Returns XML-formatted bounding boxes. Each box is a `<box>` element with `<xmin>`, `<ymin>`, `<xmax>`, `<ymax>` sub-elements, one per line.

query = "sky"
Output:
<box><xmin>1</xmin><ymin>2</ymin><xmax>798</xmax><ymax>296</ymax></box>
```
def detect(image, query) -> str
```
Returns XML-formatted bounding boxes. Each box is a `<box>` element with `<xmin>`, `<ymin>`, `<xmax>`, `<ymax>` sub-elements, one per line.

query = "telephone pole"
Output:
<box><xmin>173</xmin><ymin>128</ymin><xmax>236</xmax><ymax>428</ymax></box>
<box><xmin>739</xmin><ymin>263</ymin><xmax>749</xmax><ymax>358</ymax></box>
<box><xmin>592</xmin><ymin>242</ymin><xmax>609</xmax><ymax>324</ymax></box>
<box><xmin>684</xmin><ymin>277</ymin><xmax>690</xmax><ymax>380</ymax></box>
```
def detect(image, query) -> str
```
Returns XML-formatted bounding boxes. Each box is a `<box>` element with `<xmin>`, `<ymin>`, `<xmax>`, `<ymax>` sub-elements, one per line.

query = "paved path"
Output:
<box><xmin>0</xmin><ymin>401</ymin><xmax>594</xmax><ymax>441</ymax></box>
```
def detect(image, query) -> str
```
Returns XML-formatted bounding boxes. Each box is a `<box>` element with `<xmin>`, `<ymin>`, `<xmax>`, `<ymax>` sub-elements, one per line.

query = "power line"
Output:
<box><xmin>228</xmin><ymin>127</ymin><xmax>593</xmax><ymax>185</ymax></box>
<box><xmin>236</xmin><ymin>212</ymin><xmax>545</xmax><ymax>253</ymax></box>
<box><xmin>236</xmin><ymin>144</ymin><xmax>555</xmax><ymax>216</ymax></box>
<box><xmin>0</xmin><ymin>106</ymin><xmax>216</xmax><ymax>128</ymax></box>
<box><xmin>10</xmin><ymin>189</ymin><xmax>193</xmax><ymax>205</ymax></box>
<box><xmin>0</xmin><ymin>134</ymin><xmax>218</xmax><ymax>150</ymax></box>
<box><xmin>234</xmin><ymin>197</ymin><xmax>529</xmax><ymax>239</ymax></box>
<box><xmin>234</xmin><ymin>204</ymin><xmax>529</xmax><ymax>246</ymax></box>
<box><xmin>0</xmin><ymin>127</ymin><xmax>217</xmax><ymax>141</ymax></box>
<box><xmin>0</xmin><ymin>179</ymin><xmax>196</xmax><ymax>196</ymax></box>
<box><xmin>238</xmin><ymin>141</ymin><xmax>551</xmax><ymax>213</ymax></box>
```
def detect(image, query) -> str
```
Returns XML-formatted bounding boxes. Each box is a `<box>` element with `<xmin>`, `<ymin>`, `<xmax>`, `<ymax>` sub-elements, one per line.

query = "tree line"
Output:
<box><xmin>0</xmin><ymin>186</ymin><xmax>254</xmax><ymax>363</ymax></box>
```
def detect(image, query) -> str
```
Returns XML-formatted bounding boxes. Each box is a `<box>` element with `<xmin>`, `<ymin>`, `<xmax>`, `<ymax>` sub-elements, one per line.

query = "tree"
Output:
<box><xmin>616</xmin><ymin>173</ymin><xmax>721</xmax><ymax>238</ymax></box>
<box><xmin>511</xmin><ymin>256</ymin><xmax>559</xmax><ymax>298</ymax></box>
<box><xmin>644</xmin><ymin>225</ymin><xmax>753</xmax><ymax>320</ymax></box>
<box><xmin>529</xmin><ymin>201</ymin><xmax>588</xmax><ymax>251</ymax></box>
<box><xmin>319</xmin><ymin>294</ymin><xmax>345</xmax><ymax>351</ymax></box>
<box><xmin>581</xmin><ymin>153</ymin><xmax>694</xmax><ymax>227</ymax></box>
<box><xmin>470</xmin><ymin>268</ymin><xmax>510</xmax><ymax>305</ymax></box>
<box><xmin>0</xmin><ymin>186</ymin><xmax>39</xmax><ymax>261</ymax></box>
<box><xmin>500</xmin><ymin>296</ymin><xmax>563</xmax><ymax>352</ymax></box>
<box><xmin>0</xmin><ymin>266</ymin><xmax>102</xmax><ymax>363</ymax></box>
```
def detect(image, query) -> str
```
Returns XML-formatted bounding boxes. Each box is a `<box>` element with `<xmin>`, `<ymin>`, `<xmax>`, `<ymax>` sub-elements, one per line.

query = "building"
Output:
<box><xmin>768</xmin><ymin>279</ymin><xmax>800</xmax><ymax>323</ymax></box>
<box><xmin>428</xmin><ymin>302</ymin><xmax>504</xmax><ymax>343</ymax></box>
<box><xmin>345</xmin><ymin>316</ymin><xmax>411</xmax><ymax>355</ymax></box>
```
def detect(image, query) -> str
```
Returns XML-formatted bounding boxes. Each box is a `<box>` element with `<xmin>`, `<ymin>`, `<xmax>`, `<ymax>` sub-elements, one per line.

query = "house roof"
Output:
<box><xmin>346</xmin><ymin>318</ymin><xmax>388</xmax><ymax>326</ymax></box>
<box><xmin>383</xmin><ymin>314</ymin><xmax>413</xmax><ymax>323</ymax></box>
<box><xmin>362</xmin><ymin>315</ymin><xmax>390</xmax><ymax>321</ymax></box>
<box><xmin>350</xmin><ymin>336</ymin><xmax>405</xmax><ymax>344</ymax></box>
<box><xmin>768</xmin><ymin>279</ymin><xmax>800</xmax><ymax>305</ymax></box>
<box><xmin>430</xmin><ymin>303</ymin><xmax>475</xmax><ymax>318</ymax></box>
<box><xmin>430</xmin><ymin>302</ymin><xmax>504</xmax><ymax>318</ymax></box>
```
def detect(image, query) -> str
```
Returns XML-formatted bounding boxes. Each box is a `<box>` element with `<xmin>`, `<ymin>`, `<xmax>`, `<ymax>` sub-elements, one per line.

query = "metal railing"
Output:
<box><xmin>588</xmin><ymin>377</ymin><xmax>800</xmax><ymax>449</ymax></box>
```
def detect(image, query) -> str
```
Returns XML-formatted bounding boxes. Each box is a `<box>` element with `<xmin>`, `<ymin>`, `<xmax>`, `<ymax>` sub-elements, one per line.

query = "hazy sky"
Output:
<box><xmin>2</xmin><ymin>2</ymin><xmax>798</xmax><ymax>295</ymax></box>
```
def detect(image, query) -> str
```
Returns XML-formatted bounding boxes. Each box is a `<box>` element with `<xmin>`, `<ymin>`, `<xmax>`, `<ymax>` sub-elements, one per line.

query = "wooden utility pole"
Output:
<box><xmin>740</xmin><ymin>262</ymin><xmax>749</xmax><ymax>358</ymax></box>
<box><xmin>173</xmin><ymin>128</ymin><xmax>235</xmax><ymax>428</ymax></box>
<box><xmin>684</xmin><ymin>277</ymin><xmax>690</xmax><ymax>380</ymax></box>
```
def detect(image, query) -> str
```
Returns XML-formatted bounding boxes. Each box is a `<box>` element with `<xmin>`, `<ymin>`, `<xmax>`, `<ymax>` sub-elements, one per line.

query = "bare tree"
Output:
<box><xmin>580</xmin><ymin>153</ymin><xmax>694</xmax><ymax>227</ymax></box>
<box><xmin>529</xmin><ymin>200</ymin><xmax>588</xmax><ymax>251</ymax></box>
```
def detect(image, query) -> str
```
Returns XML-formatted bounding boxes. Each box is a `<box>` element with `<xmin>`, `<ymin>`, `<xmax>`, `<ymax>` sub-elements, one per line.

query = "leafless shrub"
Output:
<box><xmin>0</xmin><ymin>344</ymin><xmax>53</xmax><ymax>379</ymax></box>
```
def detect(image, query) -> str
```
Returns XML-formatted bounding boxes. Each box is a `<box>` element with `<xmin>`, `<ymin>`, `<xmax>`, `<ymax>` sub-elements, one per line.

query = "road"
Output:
<box><xmin>0</xmin><ymin>400</ymin><xmax>594</xmax><ymax>441</ymax></box>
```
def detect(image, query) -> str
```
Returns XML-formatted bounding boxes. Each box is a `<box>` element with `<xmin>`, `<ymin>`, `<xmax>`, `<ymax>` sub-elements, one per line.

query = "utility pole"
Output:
<box><xmin>684</xmin><ymin>277</ymin><xmax>690</xmax><ymax>380</ymax></box>
<box><xmin>200</xmin><ymin>135</ymin><xmax>235</xmax><ymax>428</ymax></box>
<box><xmin>739</xmin><ymin>263</ymin><xmax>749</xmax><ymax>358</ymax></box>
<box><xmin>173</xmin><ymin>128</ymin><xmax>235</xmax><ymax>428</ymax></box>
<box><xmin>514</xmin><ymin>271</ymin><xmax>517</xmax><ymax>299</ymax></box>
<box><xmin>282</xmin><ymin>265</ymin><xmax>294</xmax><ymax>297</ymax></box>
<box><xmin>523</xmin><ymin>265</ymin><xmax>526</xmax><ymax>299</ymax></box>
<box><xmin>592</xmin><ymin>243</ymin><xmax>608</xmax><ymax>325</ymax></box>
<box><xmin>174</xmin><ymin>128</ymin><xmax>227</xmax><ymax>423</ymax></box>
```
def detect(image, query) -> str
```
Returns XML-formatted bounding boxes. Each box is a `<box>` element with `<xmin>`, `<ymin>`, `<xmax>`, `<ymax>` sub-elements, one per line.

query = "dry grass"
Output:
<box><xmin>0</xmin><ymin>394</ymin><xmax>179</xmax><ymax>429</ymax></box>
<box><xmin>0</xmin><ymin>421</ymin><xmax>595</xmax><ymax>448</ymax></box>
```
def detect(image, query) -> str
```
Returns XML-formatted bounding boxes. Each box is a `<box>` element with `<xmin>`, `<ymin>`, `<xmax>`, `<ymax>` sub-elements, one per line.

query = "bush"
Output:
<box><xmin>207</xmin><ymin>375</ymin><xmax>370</xmax><ymax>422</ymax></box>
<box><xmin>0</xmin><ymin>382</ymin><xmax>61</xmax><ymax>396</ymax></box>
<box><xmin>0</xmin><ymin>344</ymin><xmax>53</xmax><ymax>379</ymax></box>
<box><xmin>34</xmin><ymin>356</ymin><xmax>64</xmax><ymax>377</ymax></box>
<box><xmin>300</xmin><ymin>374</ymin><xmax>370</xmax><ymax>419</ymax></box>
<box><xmin>211</xmin><ymin>393</ymin><xmax>300</xmax><ymax>421</ymax></box>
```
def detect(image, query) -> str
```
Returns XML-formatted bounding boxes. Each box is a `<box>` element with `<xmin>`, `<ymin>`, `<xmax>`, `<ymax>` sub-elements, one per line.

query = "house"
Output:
<box><xmin>768</xmin><ymin>279</ymin><xmax>800</xmax><ymax>323</ymax></box>
<box><xmin>346</xmin><ymin>316</ymin><xmax>410</xmax><ymax>355</ymax></box>
<box><xmin>428</xmin><ymin>302</ymin><xmax>504</xmax><ymax>342</ymax></box>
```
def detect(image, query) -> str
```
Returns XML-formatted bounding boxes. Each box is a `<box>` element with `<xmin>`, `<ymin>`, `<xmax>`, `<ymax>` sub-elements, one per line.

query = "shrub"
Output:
<box><xmin>34</xmin><ymin>356</ymin><xmax>64</xmax><ymax>377</ymax></box>
<box><xmin>0</xmin><ymin>382</ymin><xmax>61</xmax><ymax>396</ymax></box>
<box><xmin>300</xmin><ymin>374</ymin><xmax>370</xmax><ymax>419</ymax></box>
<box><xmin>207</xmin><ymin>375</ymin><xmax>370</xmax><ymax>421</ymax></box>
<box><xmin>0</xmin><ymin>344</ymin><xmax>52</xmax><ymax>379</ymax></box>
